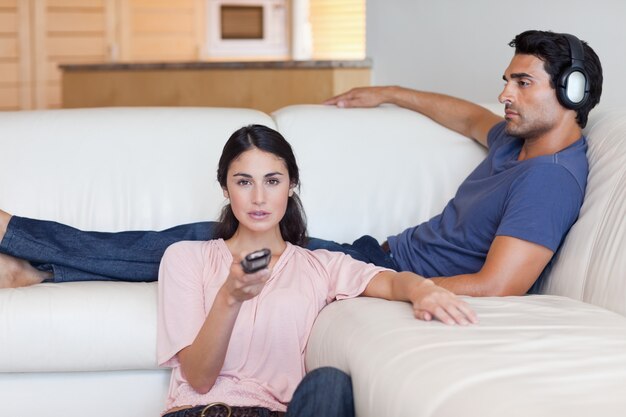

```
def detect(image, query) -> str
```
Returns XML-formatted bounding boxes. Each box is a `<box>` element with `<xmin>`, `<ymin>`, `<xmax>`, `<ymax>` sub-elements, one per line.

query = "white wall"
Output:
<box><xmin>366</xmin><ymin>0</ymin><xmax>625</xmax><ymax>108</ymax></box>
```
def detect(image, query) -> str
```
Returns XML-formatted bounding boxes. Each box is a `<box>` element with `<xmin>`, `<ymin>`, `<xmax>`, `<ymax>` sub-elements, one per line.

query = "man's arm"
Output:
<box><xmin>324</xmin><ymin>86</ymin><xmax>503</xmax><ymax>147</ymax></box>
<box><xmin>429</xmin><ymin>236</ymin><xmax>554</xmax><ymax>297</ymax></box>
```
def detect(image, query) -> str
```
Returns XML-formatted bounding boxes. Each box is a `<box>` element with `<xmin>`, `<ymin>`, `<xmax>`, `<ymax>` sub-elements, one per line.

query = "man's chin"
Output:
<box><xmin>504</xmin><ymin>122</ymin><xmax>524</xmax><ymax>138</ymax></box>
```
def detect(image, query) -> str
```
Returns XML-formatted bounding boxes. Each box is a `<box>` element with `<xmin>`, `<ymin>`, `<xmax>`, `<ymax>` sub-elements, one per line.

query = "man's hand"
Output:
<box><xmin>324</xmin><ymin>86</ymin><xmax>501</xmax><ymax>146</ymax></box>
<box><xmin>323</xmin><ymin>86</ymin><xmax>394</xmax><ymax>108</ymax></box>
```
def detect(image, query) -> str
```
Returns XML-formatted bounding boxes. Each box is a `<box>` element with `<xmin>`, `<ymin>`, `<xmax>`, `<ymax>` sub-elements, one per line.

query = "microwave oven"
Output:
<box><xmin>206</xmin><ymin>0</ymin><xmax>290</xmax><ymax>59</ymax></box>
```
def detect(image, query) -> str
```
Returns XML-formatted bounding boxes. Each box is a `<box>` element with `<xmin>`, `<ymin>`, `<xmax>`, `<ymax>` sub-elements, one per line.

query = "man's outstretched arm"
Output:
<box><xmin>429</xmin><ymin>236</ymin><xmax>554</xmax><ymax>297</ymax></box>
<box><xmin>324</xmin><ymin>86</ymin><xmax>503</xmax><ymax>147</ymax></box>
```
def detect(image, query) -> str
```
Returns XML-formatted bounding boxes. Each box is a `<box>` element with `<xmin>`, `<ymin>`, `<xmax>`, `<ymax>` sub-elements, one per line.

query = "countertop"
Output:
<box><xmin>60</xmin><ymin>58</ymin><xmax>372</xmax><ymax>72</ymax></box>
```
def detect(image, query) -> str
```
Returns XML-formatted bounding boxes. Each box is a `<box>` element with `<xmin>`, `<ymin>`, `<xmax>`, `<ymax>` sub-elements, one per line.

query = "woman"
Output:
<box><xmin>157</xmin><ymin>125</ymin><xmax>477</xmax><ymax>417</ymax></box>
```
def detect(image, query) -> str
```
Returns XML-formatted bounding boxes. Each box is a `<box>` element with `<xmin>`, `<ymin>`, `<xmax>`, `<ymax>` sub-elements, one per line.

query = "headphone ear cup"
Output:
<box><xmin>558</xmin><ymin>33</ymin><xmax>591</xmax><ymax>110</ymax></box>
<box><xmin>558</xmin><ymin>67</ymin><xmax>589</xmax><ymax>109</ymax></box>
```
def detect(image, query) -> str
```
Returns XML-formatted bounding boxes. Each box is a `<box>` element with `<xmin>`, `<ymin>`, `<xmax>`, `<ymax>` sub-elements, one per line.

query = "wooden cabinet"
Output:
<box><xmin>0</xmin><ymin>0</ymin><xmax>116</xmax><ymax>110</ymax></box>
<box><xmin>117</xmin><ymin>0</ymin><xmax>204</xmax><ymax>62</ymax></box>
<box><xmin>0</xmin><ymin>0</ymin><xmax>31</xmax><ymax>110</ymax></box>
<box><xmin>0</xmin><ymin>0</ymin><xmax>364</xmax><ymax>110</ymax></box>
<box><xmin>34</xmin><ymin>0</ymin><xmax>115</xmax><ymax>109</ymax></box>
<box><xmin>61</xmin><ymin>60</ymin><xmax>371</xmax><ymax>113</ymax></box>
<box><xmin>0</xmin><ymin>0</ymin><xmax>204</xmax><ymax>110</ymax></box>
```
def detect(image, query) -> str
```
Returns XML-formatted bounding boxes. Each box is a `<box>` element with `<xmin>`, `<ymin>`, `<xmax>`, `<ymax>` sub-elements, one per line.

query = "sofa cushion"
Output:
<box><xmin>0</xmin><ymin>281</ymin><xmax>158</xmax><ymax>371</ymax></box>
<box><xmin>536</xmin><ymin>107</ymin><xmax>626</xmax><ymax>315</ymax></box>
<box><xmin>272</xmin><ymin>105</ymin><xmax>488</xmax><ymax>243</ymax></box>
<box><xmin>0</xmin><ymin>107</ymin><xmax>275</xmax><ymax>232</ymax></box>
<box><xmin>306</xmin><ymin>296</ymin><xmax>626</xmax><ymax>417</ymax></box>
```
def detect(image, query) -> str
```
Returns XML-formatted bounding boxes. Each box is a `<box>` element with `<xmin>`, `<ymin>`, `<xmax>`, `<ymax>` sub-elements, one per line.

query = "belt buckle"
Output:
<box><xmin>200</xmin><ymin>402</ymin><xmax>232</xmax><ymax>417</ymax></box>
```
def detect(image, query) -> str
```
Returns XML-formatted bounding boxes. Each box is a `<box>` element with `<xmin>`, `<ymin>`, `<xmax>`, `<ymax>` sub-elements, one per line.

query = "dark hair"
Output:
<box><xmin>214</xmin><ymin>124</ymin><xmax>307</xmax><ymax>246</ymax></box>
<box><xmin>509</xmin><ymin>30</ymin><xmax>603</xmax><ymax>128</ymax></box>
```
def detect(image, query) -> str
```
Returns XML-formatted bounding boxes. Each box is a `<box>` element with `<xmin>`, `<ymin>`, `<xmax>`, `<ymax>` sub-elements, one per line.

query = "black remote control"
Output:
<box><xmin>241</xmin><ymin>248</ymin><xmax>271</xmax><ymax>274</ymax></box>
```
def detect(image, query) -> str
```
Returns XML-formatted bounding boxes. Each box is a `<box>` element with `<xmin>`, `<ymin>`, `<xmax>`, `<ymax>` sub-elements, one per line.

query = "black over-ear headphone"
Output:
<box><xmin>557</xmin><ymin>33</ymin><xmax>590</xmax><ymax>110</ymax></box>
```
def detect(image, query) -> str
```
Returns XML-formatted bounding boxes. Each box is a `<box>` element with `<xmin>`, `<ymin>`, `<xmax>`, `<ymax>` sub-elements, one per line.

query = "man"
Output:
<box><xmin>318</xmin><ymin>30</ymin><xmax>602</xmax><ymax>297</ymax></box>
<box><xmin>0</xmin><ymin>31</ymin><xmax>603</xmax><ymax>296</ymax></box>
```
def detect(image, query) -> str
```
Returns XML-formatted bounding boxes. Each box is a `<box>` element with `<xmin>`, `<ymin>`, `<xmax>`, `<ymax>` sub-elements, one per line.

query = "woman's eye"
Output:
<box><xmin>237</xmin><ymin>180</ymin><xmax>251</xmax><ymax>186</ymax></box>
<box><xmin>267</xmin><ymin>178</ymin><xmax>280</xmax><ymax>185</ymax></box>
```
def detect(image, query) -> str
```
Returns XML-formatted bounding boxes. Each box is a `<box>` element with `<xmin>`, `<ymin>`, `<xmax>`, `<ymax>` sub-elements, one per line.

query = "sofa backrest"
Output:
<box><xmin>272</xmin><ymin>105</ymin><xmax>488</xmax><ymax>243</ymax></box>
<box><xmin>0</xmin><ymin>103</ymin><xmax>487</xmax><ymax>256</ymax></box>
<box><xmin>2</xmin><ymin>104</ymin><xmax>485</xmax><ymax>240</ymax></box>
<box><xmin>2</xmin><ymin>104</ymin><xmax>625</xmax><ymax>316</ymax></box>
<box><xmin>274</xmin><ymin>105</ymin><xmax>626</xmax><ymax>317</ymax></box>
<box><xmin>536</xmin><ymin>107</ymin><xmax>626</xmax><ymax>316</ymax></box>
<box><xmin>0</xmin><ymin>107</ymin><xmax>274</xmax><ymax>232</ymax></box>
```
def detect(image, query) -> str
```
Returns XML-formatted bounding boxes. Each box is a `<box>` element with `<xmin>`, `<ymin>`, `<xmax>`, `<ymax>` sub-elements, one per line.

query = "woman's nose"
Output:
<box><xmin>253</xmin><ymin>186</ymin><xmax>265</xmax><ymax>204</ymax></box>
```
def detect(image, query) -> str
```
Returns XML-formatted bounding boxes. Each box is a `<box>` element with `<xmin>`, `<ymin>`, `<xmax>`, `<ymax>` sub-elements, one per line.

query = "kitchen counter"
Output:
<box><xmin>60</xmin><ymin>59</ymin><xmax>372</xmax><ymax>112</ymax></box>
<box><xmin>60</xmin><ymin>59</ymin><xmax>372</xmax><ymax>72</ymax></box>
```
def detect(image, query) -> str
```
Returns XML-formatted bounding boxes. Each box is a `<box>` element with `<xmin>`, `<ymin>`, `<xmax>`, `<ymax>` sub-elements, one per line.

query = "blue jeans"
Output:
<box><xmin>286</xmin><ymin>367</ymin><xmax>354</xmax><ymax>417</ymax></box>
<box><xmin>0</xmin><ymin>216</ymin><xmax>399</xmax><ymax>282</ymax></box>
<box><xmin>161</xmin><ymin>367</ymin><xmax>354</xmax><ymax>417</ymax></box>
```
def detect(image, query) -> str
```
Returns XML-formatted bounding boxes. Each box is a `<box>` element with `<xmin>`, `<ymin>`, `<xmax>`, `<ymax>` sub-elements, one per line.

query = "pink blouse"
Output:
<box><xmin>157</xmin><ymin>239</ymin><xmax>387</xmax><ymax>412</ymax></box>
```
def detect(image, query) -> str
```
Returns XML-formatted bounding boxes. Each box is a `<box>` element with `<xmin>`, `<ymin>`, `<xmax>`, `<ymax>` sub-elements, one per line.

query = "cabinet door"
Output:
<box><xmin>0</xmin><ymin>0</ymin><xmax>31</xmax><ymax>110</ymax></box>
<box><xmin>32</xmin><ymin>0</ymin><xmax>115</xmax><ymax>108</ymax></box>
<box><xmin>118</xmin><ymin>0</ymin><xmax>204</xmax><ymax>62</ymax></box>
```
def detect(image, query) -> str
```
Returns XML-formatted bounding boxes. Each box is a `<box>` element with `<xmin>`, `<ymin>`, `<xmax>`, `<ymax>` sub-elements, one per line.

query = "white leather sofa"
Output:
<box><xmin>1</xmin><ymin>104</ymin><xmax>625</xmax><ymax>417</ymax></box>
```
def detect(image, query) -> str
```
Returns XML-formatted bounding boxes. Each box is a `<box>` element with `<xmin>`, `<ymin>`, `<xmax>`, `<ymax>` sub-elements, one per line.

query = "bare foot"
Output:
<box><xmin>0</xmin><ymin>252</ymin><xmax>52</xmax><ymax>288</ymax></box>
<box><xmin>0</xmin><ymin>209</ymin><xmax>10</xmax><ymax>242</ymax></box>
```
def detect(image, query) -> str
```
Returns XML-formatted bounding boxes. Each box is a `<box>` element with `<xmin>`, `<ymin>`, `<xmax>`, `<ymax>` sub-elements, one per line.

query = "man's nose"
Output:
<box><xmin>499</xmin><ymin>83</ymin><xmax>514</xmax><ymax>105</ymax></box>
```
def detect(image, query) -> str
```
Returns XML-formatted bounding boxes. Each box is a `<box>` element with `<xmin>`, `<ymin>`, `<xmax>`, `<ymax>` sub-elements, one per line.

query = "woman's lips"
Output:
<box><xmin>249</xmin><ymin>211</ymin><xmax>270</xmax><ymax>220</ymax></box>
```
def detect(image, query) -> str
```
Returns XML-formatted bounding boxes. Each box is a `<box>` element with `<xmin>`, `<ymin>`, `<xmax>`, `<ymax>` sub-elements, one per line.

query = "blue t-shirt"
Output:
<box><xmin>388</xmin><ymin>121</ymin><xmax>588</xmax><ymax>278</ymax></box>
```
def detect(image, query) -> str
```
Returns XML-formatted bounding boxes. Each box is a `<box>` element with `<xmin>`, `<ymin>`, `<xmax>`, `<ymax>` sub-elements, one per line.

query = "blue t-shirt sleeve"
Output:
<box><xmin>496</xmin><ymin>163</ymin><xmax>584</xmax><ymax>251</ymax></box>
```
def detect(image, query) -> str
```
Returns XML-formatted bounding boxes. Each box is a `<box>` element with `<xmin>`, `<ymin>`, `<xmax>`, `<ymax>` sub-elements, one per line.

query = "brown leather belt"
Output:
<box><xmin>164</xmin><ymin>403</ymin><xmax>286</xmax><ymax>417</ymax></box>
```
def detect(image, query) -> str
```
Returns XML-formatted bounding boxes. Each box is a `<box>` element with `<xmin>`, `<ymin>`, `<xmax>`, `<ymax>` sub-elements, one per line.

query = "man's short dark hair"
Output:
<box><xmin>509</xmin><ymin>30</ymin><xmax>603</xmax><ymax>128</ymax></box>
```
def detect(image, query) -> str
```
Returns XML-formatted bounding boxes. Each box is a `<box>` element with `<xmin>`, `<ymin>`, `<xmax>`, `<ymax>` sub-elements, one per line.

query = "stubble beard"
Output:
<box><xmin>504</xmin><ymin>114</ymin><xmax>554</xmax><ymax>140</ymax></box>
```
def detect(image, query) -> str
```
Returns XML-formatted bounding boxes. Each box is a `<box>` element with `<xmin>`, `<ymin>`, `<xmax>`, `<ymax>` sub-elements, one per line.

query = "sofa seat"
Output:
<box><xmin>306</xmin><ymin>296</ymin><xmax>626</xmax><ymax>417</ymax></box>
<box><xmin>1</xmin><ymin>281</ymin><xmax>158</xmax><ymax>372</ymax></box>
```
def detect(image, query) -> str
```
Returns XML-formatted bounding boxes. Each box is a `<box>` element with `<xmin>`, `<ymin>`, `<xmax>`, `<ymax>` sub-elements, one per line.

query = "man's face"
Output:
<box><xmin>499</xmin><ymin>54</ymin><xmax>568</xmax><ymax>140</ymax></box>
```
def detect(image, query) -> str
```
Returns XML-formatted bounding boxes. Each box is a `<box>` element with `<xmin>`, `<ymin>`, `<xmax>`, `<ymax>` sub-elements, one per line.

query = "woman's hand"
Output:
<box><xmin>363</xmin><ymin>271</ymin><xmax>478</xmax><ymax>325</ymax></box>
<box><xmin>410</xmin><ymin>279</ymin><xmax>478</xmax><ymax>325</ymax></box>
<box><xmin>177</xmin><ymin>258</ymin><xmax>270</xmax><ymax>394</ymax></box>
<box><xmin>221</xmin><ymin>259</ymin><xmax>271</xmax><ymax>305</ymax></box>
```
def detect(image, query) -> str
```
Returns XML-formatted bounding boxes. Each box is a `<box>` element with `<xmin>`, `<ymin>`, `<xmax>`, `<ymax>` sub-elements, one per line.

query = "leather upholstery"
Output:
<box><xmin>1</xmin><ymin>104</ymin><xmax>625</xmax><ymax>416</ymax></box>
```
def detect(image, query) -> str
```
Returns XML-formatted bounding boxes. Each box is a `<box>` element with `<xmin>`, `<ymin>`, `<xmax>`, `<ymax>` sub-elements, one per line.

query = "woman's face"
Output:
<box><xmin>224</xmin><ymin>147</ymin><xmax>293</xmax><ymax>237</ymax></box>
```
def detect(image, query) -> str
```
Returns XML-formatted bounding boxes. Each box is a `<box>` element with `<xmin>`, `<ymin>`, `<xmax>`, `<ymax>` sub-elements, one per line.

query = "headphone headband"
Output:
<box><xmin>563</xmin><ymin>33</ymin><xmax>585</xmax><ymax>69</ymax></box>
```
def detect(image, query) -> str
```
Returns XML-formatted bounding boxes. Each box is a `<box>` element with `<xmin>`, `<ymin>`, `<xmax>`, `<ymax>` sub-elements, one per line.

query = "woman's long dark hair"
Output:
<box><xmin>214</xmin><ymin>124</ymin><xmax>308</xmax><ymax>246</ymax></box>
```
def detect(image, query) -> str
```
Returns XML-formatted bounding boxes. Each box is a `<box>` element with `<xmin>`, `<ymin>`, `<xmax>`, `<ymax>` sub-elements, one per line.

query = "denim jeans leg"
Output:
<box><xmin>286</xmin><ymin>367</ymin><xmax>355</xmax><ymax>417</ymax></box>
<box><xmin>0</xmin><ymin>216</ymin><xmax>217</xmax><ymax>282</ymax></box>
<box><xmin>306</xmin><ymin>236</ymin><xmax>399</xmax><ymax>271</ymax></box>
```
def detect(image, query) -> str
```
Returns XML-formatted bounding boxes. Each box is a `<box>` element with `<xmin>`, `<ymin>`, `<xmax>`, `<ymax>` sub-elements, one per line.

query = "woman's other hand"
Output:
<box><xmin>410</xmin><ymin>279</ymin><xmax>478</xmax><ymax>325</ymax></box>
